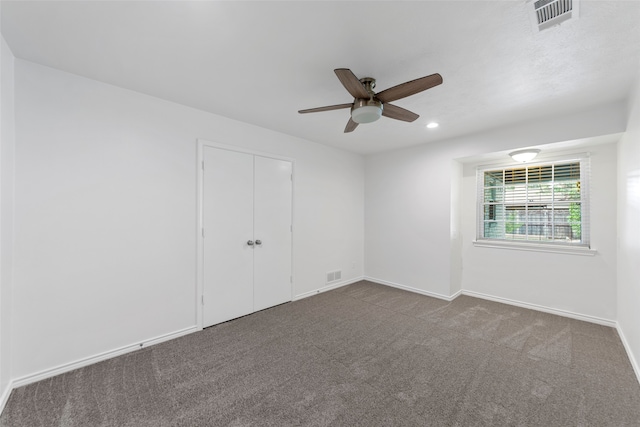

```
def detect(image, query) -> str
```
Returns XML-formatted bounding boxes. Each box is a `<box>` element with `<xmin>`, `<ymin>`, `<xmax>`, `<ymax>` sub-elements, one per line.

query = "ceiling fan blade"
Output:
<box><xmin>382</xmin><ymin>103</ymin><xmax>419</xmax><ymax>122</ymax></box>
<box><xmin>298</xmin><ymin>103</ymin><xmax>353</xmax><ymax>114</ymax></box>
<box><xmin>376</xmin><ymin>73</ymin><xmax>443</xmax><ymax>103</ymax></box>
<box><xmin>334</xmin><ymin>68</ymin><xmax>369</xmax><ymax>99</ymax></box>
<box><xmin>344</xmin><ymin>118</ymin><xmax>359</xmax><ymax>133</ymax></box>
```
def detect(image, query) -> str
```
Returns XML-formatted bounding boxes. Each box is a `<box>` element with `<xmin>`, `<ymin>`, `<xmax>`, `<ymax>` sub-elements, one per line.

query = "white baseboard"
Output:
<box><xmin>293</xmin><ymin>276</ymin><xmax>365</xmax><ymax>301</ymax></box>
<box><xmin>12</xmin><ymin>325</ymin><xmax>199</xmax><ymax>389</ymax></box>
<box><xmin>461</xmin><ymin>290</ymin><xmax>616</xmax><ymax>327</ymax></box>
<box><xmin>363</xmin><ymin>276</ymin><xmax>459</xmax><ymax>301</ymax></box>
<box><xmin>0</xmin><ymin>379</ymin><xmax>13</xmax><ymax>416</ymax></box>
<box><xmin>361</xmin><ymin>277</ymin><xmax>616</xmax><ymax>327</ymax></box>
<box><xmin>616</xmin><ymin>323</ymin><xmax>640</xmax><ymax>386</ymax></box>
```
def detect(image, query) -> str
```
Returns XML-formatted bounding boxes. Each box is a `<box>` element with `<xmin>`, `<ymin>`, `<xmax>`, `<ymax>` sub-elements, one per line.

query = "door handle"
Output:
<box><xmin>255</xmin><ymin>240</ymin><xmax>262</xmax><ymax>245</ymax></box>
<box><xmin>247</xmin><ymin>240</ymin><xmax>254</xmax><ymax>246</ymax></box>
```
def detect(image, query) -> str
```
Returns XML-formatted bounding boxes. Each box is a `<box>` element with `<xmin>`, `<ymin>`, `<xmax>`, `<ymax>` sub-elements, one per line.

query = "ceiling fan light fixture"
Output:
<box><xmin>426</xmin><ymin>122</ymin><xmax>439</xmax><ymax>129</ymax></box>
<box><xmin>298</xmin><ymin>69</ymin><xmax>443</xmax><ymax>132</ymax></box>
<box><xmin>509</xmin><ymin>148</ymin><xmax>540</xmax><ymax>163</ymax></box>
<box><xmin>351</xmin><ymin>99</ymin><xmax>383</xmax><ymax>124</ymax></box>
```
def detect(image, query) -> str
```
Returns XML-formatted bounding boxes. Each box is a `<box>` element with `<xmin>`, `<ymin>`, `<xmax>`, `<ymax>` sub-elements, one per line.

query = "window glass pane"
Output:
<box><xmin>551</xmin><ymin>225</ymin><xmax>574</xmax><ymax>241</ymax></box>
<box><xmin>554</xmin><ymin>182</ymin><xmax>581</xmax><ymax>201</ymax></box>
<box><xmin>483</xmin><ymin>221</ymin><xmax>503</xmax><ymax>239</ymax></box>
<box><xmin>567</xmin><ymin>202</ymin><xmax>582</xmax><ymax>240</ymax></box>
<box><xmin>526</xmin><ymin>206</ymin><xmax>552</xmax><ymax>222</ymax></box>
<box><xmin>525</xmin><ymin>222</ymin><xmax>553</xmax><ymax>240</ymax></box>
<box><xmin>484</xmin><ymin>170</ymin><xmax>503</xmax><ymax>186</ymax></box>
<box><xmin>483</xmin><ymin>187</ymin><xmax>504</xmax><ymax>203</ymax></box>
<box><xmin>505</xmin><ymin>206</ymin><xmax>526</xmax><ymax>218</ymax></box>
<box><xmin>554</xmin><ymin>163</ymin><xmax>580</xmax><ymax>181</ymax></box>
<box><xmin>527</xmin><ymin>217</ymin><xmax>552</xmax><ymax>240</ymax></box>
<box><xmin>505</xmin><ymin>220</ymin><xmax>524</xmax><ymax>236</ymax></box>
<box><xmin>505</xmin><ymin>208</ymin><xmax>525</xmax><ymax>238</ymax></box>
<box><xmin>527</xmin><ymin>165</ymin><xmax>553</xmax><ymax>183</ymax></box>
<box><xmin>527</xmin><ymin>183</ymin><xmax>553</xmax><ymax>203</ymax></box>
<box><xmin>525</xmin><ymin>203</ymin><xmax>552</xmax><ymax>241</ymax></box>
<box><xmin>508</xmin><ymin>226</ymin><xmax>528</xmax><ymax>239</ymax></box>
<box><xmin>483</xmin><ymin>204</ymin><xmax>505</xmax><ymax>221</ymax></box>
<box><xmin>504</xmin><ymin>168</ymin><xmax>526</xmax><ymax>184</ymax></box>
<box><xmin>504</xmin><ymin>185</ymin><xmax>527</xmax><ymax>204</ymax></box>
<box><xmin>553</xmin><ymin>204</ymin><xmax>571</xmax><ymax>223</ymax></box>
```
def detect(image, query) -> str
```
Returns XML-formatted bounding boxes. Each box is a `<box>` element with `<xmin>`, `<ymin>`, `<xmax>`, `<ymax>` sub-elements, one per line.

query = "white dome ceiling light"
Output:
<box><xmin>509</xmin><ymin>148</ymin><xmax>541</xmax><ymax>163</ymax></box>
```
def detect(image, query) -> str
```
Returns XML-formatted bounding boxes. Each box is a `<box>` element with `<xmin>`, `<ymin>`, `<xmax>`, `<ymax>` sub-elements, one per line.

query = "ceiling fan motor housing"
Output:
<box><xmin>351</xmin><ymin>98</ymin><xmax>383</xmax><ymax>124</ymax></box>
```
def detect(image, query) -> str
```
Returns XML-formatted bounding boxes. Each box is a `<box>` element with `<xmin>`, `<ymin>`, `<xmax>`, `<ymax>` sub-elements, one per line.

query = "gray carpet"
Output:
<box><xmin>2</xmin><ymin>280</ymin><xmax>640</xmax><ymax>426</ymax></box>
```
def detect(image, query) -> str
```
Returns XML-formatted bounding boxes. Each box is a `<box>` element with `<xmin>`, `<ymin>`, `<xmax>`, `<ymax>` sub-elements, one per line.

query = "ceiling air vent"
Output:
<box><xmin>530</xmin><ymin>0</ymin><xmax>579</xmax><ymax>32</ymax></box>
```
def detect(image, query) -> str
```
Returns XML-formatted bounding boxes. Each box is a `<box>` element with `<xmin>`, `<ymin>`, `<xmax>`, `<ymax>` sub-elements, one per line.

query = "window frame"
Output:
<box><xmin>473</xmin><ymin>153</ymin><xmax>596</xmax><ymax>256</ymax></box>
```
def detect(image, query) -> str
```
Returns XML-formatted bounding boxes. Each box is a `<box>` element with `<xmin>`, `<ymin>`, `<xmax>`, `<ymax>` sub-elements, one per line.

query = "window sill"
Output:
<box><xmin>472</xmin><ymin>240</ymin><xmax>597</xmax><ymax>256</ymax></box>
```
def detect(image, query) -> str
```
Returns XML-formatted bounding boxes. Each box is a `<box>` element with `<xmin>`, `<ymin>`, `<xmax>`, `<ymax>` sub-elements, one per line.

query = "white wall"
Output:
<box><xmin>365</xmin><ymin>101</ymin><xmax>626</xmax><ymax>309</ymax></box>
<box><xmin>12</xmin><ymin>60</ymin><xmax>364</xmax><ymax>381</ymax></box>
<box><xmin>617</xmin><ymin>68</ymin><xmax>640</xmax><ymax>377</ymax></box>
<box><xmin>461</xmin><ymin>142</ymin><xmax>618</xmax><ymax>321</ymax></box>
<box><xmin>365</xmin><ymin>142</ymin><xmax>455</xmax><ymax>297</ymax></box>
<box><xmin>449</xmin><ymin>159</ymin><xmax>463</xmax><ymax>296</ymax></box>
<box><xmin>0</xmin><ymin>34</ymin><xmax>15</xmax><ymax>404</ymax></box>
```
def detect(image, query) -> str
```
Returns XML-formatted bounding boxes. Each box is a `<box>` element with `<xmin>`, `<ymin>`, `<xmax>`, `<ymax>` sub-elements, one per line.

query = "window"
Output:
<box><xmin>476</xmin><ymin>156</ymin><xmax>590</xmax><ymax>250</ymax></box>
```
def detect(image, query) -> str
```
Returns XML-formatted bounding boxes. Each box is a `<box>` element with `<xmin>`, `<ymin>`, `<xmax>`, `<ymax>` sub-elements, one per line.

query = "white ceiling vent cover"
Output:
<box><xmin>529</xmin><ymin>0</ymin><xmax>579</xmax><ymax>32</ymax></box>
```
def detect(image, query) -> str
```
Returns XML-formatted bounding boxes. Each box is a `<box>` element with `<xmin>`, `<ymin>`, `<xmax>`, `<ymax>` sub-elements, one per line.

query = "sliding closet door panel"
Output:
<box><xmin>203</xmin><ymin>147</ymin><xmax>254</xmax><ymax>327</ymax></box>
<box><xmin>253</xmin><ymin>156</ymin><xmax>293</xmax><ymax>311</ymax></box>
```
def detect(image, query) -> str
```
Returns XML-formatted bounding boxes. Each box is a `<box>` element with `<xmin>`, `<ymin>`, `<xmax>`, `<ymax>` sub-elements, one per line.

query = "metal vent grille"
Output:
<box><xmin>326</xmin><ymin>270</ymin><xmax>342</xmax><ymax>284</ymax></box>
<box><xmin>531</xmin><ymin>0</ymin><xmax>578</xmax><ymax>31</ymax></box>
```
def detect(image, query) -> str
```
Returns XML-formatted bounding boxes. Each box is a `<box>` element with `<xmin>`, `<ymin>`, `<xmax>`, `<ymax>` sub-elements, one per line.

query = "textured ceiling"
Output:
<box><xmin>2</xmin><ymin>1</ymin><xmax>640</xmax><ymax>154</ymax></box>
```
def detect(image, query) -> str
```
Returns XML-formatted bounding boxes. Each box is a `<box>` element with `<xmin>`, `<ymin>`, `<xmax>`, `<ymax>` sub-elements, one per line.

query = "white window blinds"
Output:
<box><xmin>477</xmin><ymin>156</ymin><xmax>590</xmax><ymax>247</ymax></box>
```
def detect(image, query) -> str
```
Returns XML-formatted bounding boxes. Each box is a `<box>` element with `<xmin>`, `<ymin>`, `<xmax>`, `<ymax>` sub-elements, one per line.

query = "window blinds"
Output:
<box><xmin>477</xmin><ymin>157</ymin><xmax>590</xmax><ymax>247</ymax></box>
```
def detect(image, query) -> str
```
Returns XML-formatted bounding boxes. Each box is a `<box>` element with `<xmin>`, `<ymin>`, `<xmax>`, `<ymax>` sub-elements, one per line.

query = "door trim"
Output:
<box><xmin>196</xmin><ymin>139</ymin><xmax>295</xmax><ymax>329</ymax></box>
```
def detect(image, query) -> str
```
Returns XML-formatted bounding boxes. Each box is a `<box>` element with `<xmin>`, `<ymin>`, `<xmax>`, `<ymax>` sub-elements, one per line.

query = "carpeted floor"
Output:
<box><xmin>2</xmin><ymin>280</ymin><xmax>640</xmax><ymax>426</ymax></box>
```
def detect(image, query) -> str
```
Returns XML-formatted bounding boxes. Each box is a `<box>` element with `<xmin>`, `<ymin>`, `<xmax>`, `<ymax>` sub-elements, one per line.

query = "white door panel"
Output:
<box><xmin>203</xmin><ymin>147</ymin><xmax>254</xmax><ymax>327</ymax></box>
<box><xmin>253</xmin><ymin>156</ymin><xmax>293</xmax><ymax>311</ymax></box>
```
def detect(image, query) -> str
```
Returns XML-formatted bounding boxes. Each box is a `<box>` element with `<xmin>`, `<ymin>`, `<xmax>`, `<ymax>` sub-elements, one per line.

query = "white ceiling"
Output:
<box><xmin>2</xmin><ymin>1</ymin><xmax>640</xmax><ymax>155</ymax></box>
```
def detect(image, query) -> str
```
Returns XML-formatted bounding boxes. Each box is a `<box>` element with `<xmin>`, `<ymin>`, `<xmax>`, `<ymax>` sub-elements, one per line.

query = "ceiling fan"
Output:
<box><xmin>298</xmin><ymin>68</ymin><xmax>443</xmax><ymax>133</ymax></box>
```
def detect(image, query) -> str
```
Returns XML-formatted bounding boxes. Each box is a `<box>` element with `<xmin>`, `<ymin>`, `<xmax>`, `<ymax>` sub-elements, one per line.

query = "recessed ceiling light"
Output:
<box><xmin>426</xmin><ymin>122</ymin><xmax>439</xmax><ymax>129</ymax></box>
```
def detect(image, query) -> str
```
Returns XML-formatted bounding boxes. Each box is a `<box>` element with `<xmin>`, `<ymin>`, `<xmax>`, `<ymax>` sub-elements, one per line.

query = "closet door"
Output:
<box><xmin>202</xmin><ymin>147</ymin><xmax>254</xmax><ymax>327</ymax></box>
<box><xmin>253</xmin><ymin>156</ymin><xmax>292</xmax><ymax>311</ymax></box>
